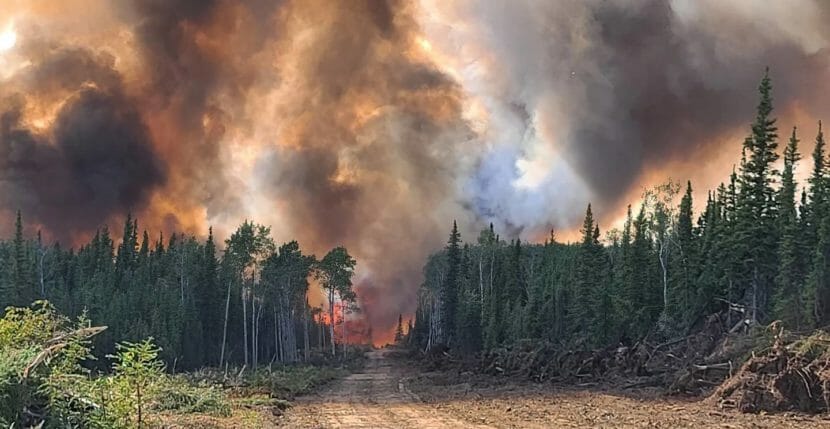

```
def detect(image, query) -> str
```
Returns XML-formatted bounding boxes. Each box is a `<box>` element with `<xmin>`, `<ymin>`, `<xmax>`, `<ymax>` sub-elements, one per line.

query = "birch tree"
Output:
<box><xmin>315</xmin><ymin>247</ymin><xmax>356</xmax><ymax>356</ymax></box>
<box><xmin>219</xmin><ymin>221</ymin><xmax>274</xmax><ymax>368</ymax></box>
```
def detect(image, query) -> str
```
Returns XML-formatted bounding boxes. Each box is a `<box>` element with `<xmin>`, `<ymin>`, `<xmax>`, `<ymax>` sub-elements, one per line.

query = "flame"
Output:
<box><xmin>312</xmin><ymin>300</ymin><xmax>374</xmax><ymax>345</ymax></box>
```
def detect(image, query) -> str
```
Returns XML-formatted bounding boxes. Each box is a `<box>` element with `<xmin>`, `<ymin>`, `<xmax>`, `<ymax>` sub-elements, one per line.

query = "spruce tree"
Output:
<box><xmin>616</xmin><ymin>205</ymin><xmax>635</xmax><ymax>338</ymax></box>
<box><xmin>630</xmin><ymin>206</ymin><xmax>658</xmax><ymax>337</ymax></box>
<box><xmin>440</xmin><ymin>221</ymin><xmax>461</xmax><ymax>346</ymax></box>
<box><xmin>807</xmin><ymin>121</ymin><xmax>826</xmax><ymax>250</ymax></box>
<box><xmin>672</xmin><ymin>181</ymin><xmax>694</xmax><ymax>328</ymax></box>
<box><xmin>574</xmin><ymin>205</ymin><xmax>612</xmax><ymax>345</ymax></box>
<box><xmin>696</xmin><ymin>190</ymin><xmax>722</xmax><ymax>315</ymax></box>
<box><xmin>11</xmin><ymin>210</ymin><xmax>29</xmax><ymax>306</ymax></box>
<box><xmin>574</xmin><ymin>204</ymin><xmax>597</xmax><ymax>331</ymax></box>
<box><xmin>774</xmin><ymin>127</ymin><xmax>805</xmax><ymax>329</ymax></box>
<box><xmin>735</xmin><ymin>69</ymin><xmax>779</xmax><ymax>322</ymax></box>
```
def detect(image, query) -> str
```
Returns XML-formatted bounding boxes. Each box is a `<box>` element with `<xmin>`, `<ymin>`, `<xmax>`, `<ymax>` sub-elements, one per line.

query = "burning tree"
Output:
<box><xmin>315</xmin><ymin>247</ymin><xmax>357</xmax><ymax>356</ymax></box>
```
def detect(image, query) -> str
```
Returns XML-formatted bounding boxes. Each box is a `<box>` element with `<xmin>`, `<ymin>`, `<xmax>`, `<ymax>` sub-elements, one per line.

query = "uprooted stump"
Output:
<box><xmin>711</xmin><ymin>331</ymin><xmax>830</xmax><ymax>414</ymax></box>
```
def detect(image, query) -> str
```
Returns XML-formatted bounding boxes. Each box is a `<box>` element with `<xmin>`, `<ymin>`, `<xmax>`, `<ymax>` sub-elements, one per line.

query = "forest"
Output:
<box><xmin>6</xmin><ymin>70</ymin><xmax>830</xmax><ymax>427</ymax></box>
<box><xmin>0</xmin><ymin>217</ymin><xmax>365</xmax><ymax>426</ymax></box>
<box><xmin>412</xmin><ymin>71</ymin><xmax>829</xmax><ymax>355</ymax></box>
<box><xmin>0</xmin><ymin>217</ymin><xmax>359</xmax><ymax>371</ymax></box>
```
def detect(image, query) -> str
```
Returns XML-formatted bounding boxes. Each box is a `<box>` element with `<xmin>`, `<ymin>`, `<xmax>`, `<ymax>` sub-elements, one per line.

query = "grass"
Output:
<box><xmin>153</xmin><ymin>352</ymin><xmax>367</xmax><ymax>427</ymax></box>
<box><xmin>262</xmin><ymin>365</ymin><xmax>346</xmax><ymax>400</ymax></box>
<box><xmin>151</xmin><ymin>376</ymin><xmax>232</xmax><ymax>417</ymax></box>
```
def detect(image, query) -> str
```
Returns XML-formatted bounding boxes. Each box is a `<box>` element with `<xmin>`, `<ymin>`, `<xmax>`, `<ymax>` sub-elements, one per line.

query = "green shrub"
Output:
<box><xmin>0</xmin><ymin>345</ymin><xmax>39</xmax><ymax>426</ymax></box>
<box><xmin>0</xmin><ymin>302</ymin><xmax>101</xmax><ymax>427</ymax></box>
<box><xmin>0</xmin><ymin>304</ymin><xmax>234</xmax><ymax>428</ymax></box>
<box><xmin>267</xmin><ymin>365</ymin><xmax>345</xmax><ymax>399</ymax></box>
<box><xmin>152</xmin><ymin>376</ymin><xmax>231</xmax><ymax>417</ymax></box>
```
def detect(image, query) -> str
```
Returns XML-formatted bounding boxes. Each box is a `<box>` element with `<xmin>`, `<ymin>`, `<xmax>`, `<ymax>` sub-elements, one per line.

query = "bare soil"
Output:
<box><xmin>284</xmin><ymin>348</ymin><xmax>830</xmax><ymax>428</ymax></box>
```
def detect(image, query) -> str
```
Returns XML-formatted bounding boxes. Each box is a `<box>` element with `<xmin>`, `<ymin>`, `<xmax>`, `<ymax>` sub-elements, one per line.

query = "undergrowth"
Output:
<box><xmin>1</xmin><ymin>301</ymin><xmax>364</xmax><ymax>427</ymax></box>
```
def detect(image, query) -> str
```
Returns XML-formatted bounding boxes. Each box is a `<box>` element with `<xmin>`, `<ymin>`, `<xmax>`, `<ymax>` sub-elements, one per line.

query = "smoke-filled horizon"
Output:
<box><xmin>1</xmin><ymin>0</ymin><xmax>830</xmax><ymax>341</ymax></box>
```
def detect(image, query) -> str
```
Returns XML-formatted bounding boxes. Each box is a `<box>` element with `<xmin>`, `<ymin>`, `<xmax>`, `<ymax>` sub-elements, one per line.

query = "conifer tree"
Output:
<box><xmin>672</xmin><ymin>181</ymin><xmax>694</xmax><ymax>328</ymax></box>
<box><xmin>11</xmin><ymin>210</ymin><xmax>29</xmax><ymax>306</ymax></box>
<box><xmin>736</xmin><ymin>69</ymin><xmax>779</xmax><ymax>322</ymax></box>
<box><xmin>574</xmin><ymin>205</ymin><xmax>612</xmax><ymax>345</ymax></box>
<box><xmin>775</xmin><ymin>127</ymin><xmax>805</xmax><ymax>329</ymax></box>
<box><xmin>807</xmin><ymin>121</ymin><xmax>826</xmax><ymax>250</ymax></box>
<box><xmin>440</xmin><ymin>221</ymin><xmax>462</xmax><ymax>346</ymax></box>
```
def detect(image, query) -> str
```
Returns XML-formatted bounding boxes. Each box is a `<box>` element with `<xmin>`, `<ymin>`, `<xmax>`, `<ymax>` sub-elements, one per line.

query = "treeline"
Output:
<box><xmin>413</xmin><ymin>71</ymin><xmax>830</xmax><ymax>354</ymax></box>
<box><xmin>0</xmin><ymin>217</ymin><xmax>358</xmax><ymax>371</ymax></box>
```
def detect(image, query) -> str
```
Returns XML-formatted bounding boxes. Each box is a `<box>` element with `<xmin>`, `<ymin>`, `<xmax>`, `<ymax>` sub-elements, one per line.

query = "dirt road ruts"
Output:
<box><xmin>285</xmin><ymin>349</ymin><xmax>492</xmax><ymax>428</ymax></box>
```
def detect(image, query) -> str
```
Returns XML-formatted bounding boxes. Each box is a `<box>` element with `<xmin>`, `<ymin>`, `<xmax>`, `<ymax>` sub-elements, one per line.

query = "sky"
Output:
<box><xmin>1</xmin><ymin>0</ymin><xmax>829</xmax><ymax>341</ymax></box>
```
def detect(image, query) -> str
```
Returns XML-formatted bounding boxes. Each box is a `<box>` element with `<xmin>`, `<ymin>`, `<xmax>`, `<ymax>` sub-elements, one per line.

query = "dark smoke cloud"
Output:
<box><xmin>117</xmin><ymin>0</ymin><xmax>275</xmax><ymax>226</ymax></box>
<box><xmin>255</xmin><ymin>0</ymin><xmax>474</xmax><ymax>332</ymax></box>
<box><xmin>5</xmin><ymin>0</ymin><xmax>830</xmax><ymax>339</ymax></box>
<box><xmin>444</xmin><ymin>0</ymin><xmax>830</xmax><ymax>234</ymax></box>
<box><xmin>0</xmin><ymin>47</ymin><xmax>165</xmax><ymax>240</ymax></box>
<box><xmin>575</xmin><ymin>0</ymin><xmax>828</xmax><ymax>202</ymax></box>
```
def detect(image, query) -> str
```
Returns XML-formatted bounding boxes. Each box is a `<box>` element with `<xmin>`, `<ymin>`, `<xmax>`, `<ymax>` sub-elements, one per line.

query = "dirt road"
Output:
<box><xmin>285</xmin><ymin>349</ymin><xmax>830</xmax><ymax>428</ymax></box>
<box><xmin>285</xmin><ymin>349</ymin><xmax>493</xmax><ymax>428</ymax></box>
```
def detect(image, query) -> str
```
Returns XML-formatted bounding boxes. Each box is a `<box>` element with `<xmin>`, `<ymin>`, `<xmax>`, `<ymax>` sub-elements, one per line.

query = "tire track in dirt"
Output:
<box><xmin>285</xmin><ymin>349</ymin><xmax>493</xmax><ymax>428</ymax></box>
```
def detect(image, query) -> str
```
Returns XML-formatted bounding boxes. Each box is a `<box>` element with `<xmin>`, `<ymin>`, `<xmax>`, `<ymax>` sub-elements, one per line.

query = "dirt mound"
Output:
<box><xmin>712</xmin><ymin>330</ymin><xmax>830</xmax><ymax>414</ymax></box>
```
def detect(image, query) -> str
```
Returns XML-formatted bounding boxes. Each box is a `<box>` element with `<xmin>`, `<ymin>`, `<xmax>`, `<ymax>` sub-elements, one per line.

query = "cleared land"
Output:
<box><xmin>284</xmin><ymin>348</ymin><xmax>830</xmax><ymax>428</ymax></box>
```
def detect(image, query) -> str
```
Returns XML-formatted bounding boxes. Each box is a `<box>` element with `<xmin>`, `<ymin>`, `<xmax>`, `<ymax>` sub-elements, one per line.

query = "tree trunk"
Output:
<box><xmin>38</xmin><ymin>247</ymin><xmax>45</xmax><ymax>298</ymax></box>
<box><xmin>180</xmin><ymin>250</ymin><xmax>186</xmax><ymax>305</ymax></box>
<box><xmin>258</xmin><ymin>300</ymin><xmax>265</xmax><ymax>367</ymax></box>
<box><xmin>252</xmin><ymin>298</ymin><xmax>256</xmax><ymax>368</ymax></box>
<box><xmin>284</xmin><ymin>278</ymin><xmax>296</xmax><ymax>362</ymax></box>
<box><xmin>277</xmin><ymin>294</ymin><xmax>289</xmax><ymax>362</ymax></box>
<box><xmin>659</xmin><ymin>241</ymin><xmax>668</xmax><ymax>313</ymax></box>
<box><xmin>319</xmin><ymin>314</ymin><xmax>324</xmax><ymax>350</ymax></box>
<box><xmin>489</xmin><ymin>248</ymin><xmax>495</xmax><ymax>298</ymax></box>
<box><xmin>242</xmin><ymin>286</ymin><xmax>249</xmax><ymax>367</ymax></box>
<box><xmin>303</xmin><ymin>299</ymin><xmax>310</xmax><ymax>361</ymax></box>
<box><xmin>478</xmin><ymin>256</ymin><xmax>484</xmax><ymax>319</ymax></box>
<box><xmin>328</xmin><ymin>289</ymin><xmax>336</xmax><ymax>356</ymax></box>
<box><xmin>252</xmin><ymin>296</ymin><xmax>258</xmax><ymax>369</ymax></box>
<box><xmin>136</xmin><ymin>382</ymin><xmax>143</xmax><ymax>429</ymax></box>
<box><xmin>274</xmin><ymin>302</ymin><xmax>282</xmax><ymax>362</ymax></box>
<box><xmin>288</xmin><ymin>305</ymin><xmax>297</xmax><ymax>362</ymax></box>
<box><xmin>341</xmin><ymin>301</ymin><xmax>347</xmax><ymax>356</ymax></box>
<box><xmin>220</xmin><ymin>280</ymin><xmax>232</xmax><ymax>366</ymax></box>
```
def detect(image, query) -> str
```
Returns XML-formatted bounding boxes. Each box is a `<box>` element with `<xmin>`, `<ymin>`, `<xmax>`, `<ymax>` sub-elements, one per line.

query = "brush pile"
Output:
<box><xmin>420</xmin><ymin>306</ymin><xmax>830</xmax><ymax>416</ymax></box>
<box><xmin>711</xmin><ymin>328</ymin><xmax>830</xmax><ymax>413</ymax></box>
<box><xmin>474</xmin><ymin>311</ymin><xmax>761</xmax><ymax>394</ymax></box>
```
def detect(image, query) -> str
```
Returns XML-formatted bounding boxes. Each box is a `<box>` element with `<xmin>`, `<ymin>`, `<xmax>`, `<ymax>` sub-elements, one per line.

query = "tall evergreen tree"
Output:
<box><xmin>671</xmin><ymin>181</ymin><xmax>695</xmax><ymax>329</ymax></box>
<box><xmin>440</xmin><ymin>221</ymin><xmax>462</xmax><ymax>346</ymax></box>
<box><xmin>11</xmin><ymin>210</ymin><xmax>30</xmax><ymax>307</ymax></box>
<box><xmin>735</xmin><ymin>69</ymin><xmax>779</xmax><ymax>322</ymax></box>
<box><xmin>806</xmin><ymin>121</ymin><xmax>826</xmax><ymax>250</ymax></box>
<box><xmin>774</xmin><ymin>127</ymin><xmax>805</xmax><ymax>329</ymax></box>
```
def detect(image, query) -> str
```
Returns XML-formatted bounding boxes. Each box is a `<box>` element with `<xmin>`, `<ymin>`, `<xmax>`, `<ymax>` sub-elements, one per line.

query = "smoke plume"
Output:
<box><xmin>2</xmin><ymin>0</ymin><xmax>830</xmax><ymax>340</ymax></box>
<box><xmin>422</xmin><ymin>0</ymin><xmax>830</xmax><ymax>232</ymax></box>
<box><xmin>0</xmin><ymin>45</ymin><xmax>165</xmax><ymax>238</ymax></box>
